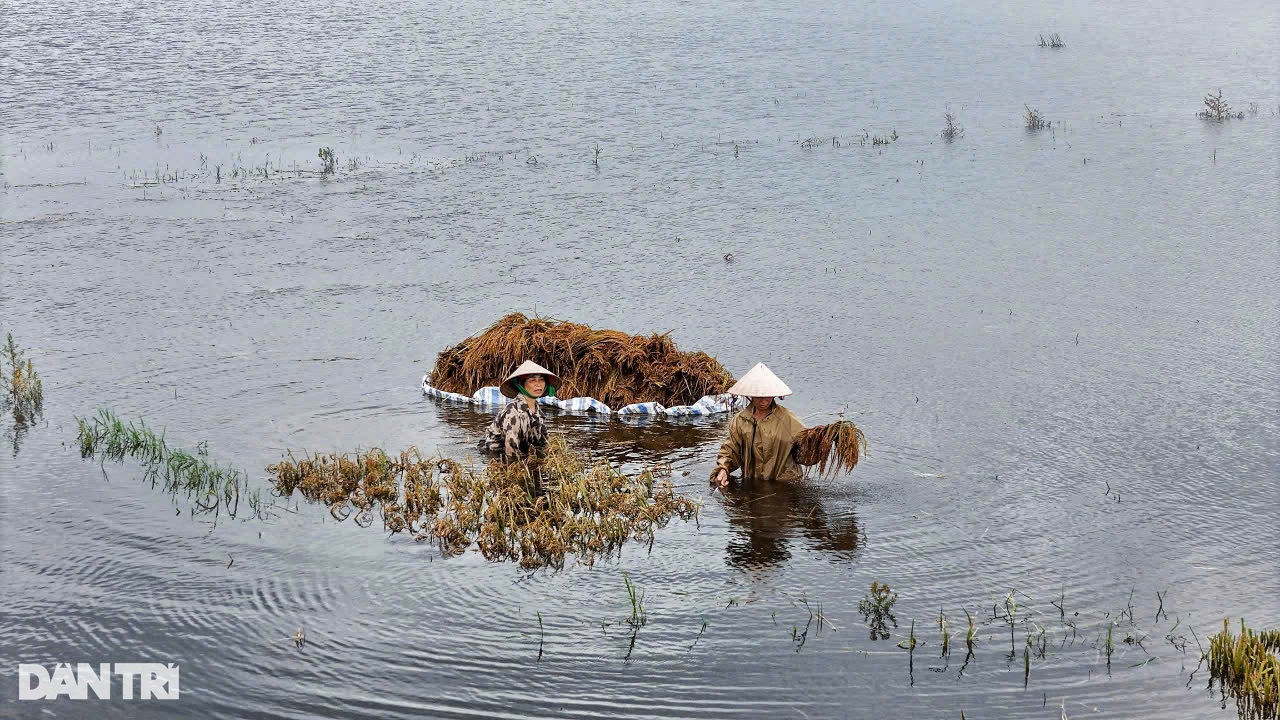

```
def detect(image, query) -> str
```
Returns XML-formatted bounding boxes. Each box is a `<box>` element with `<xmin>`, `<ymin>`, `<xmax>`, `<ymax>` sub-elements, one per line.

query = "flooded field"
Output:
<box><xmin>2</xmin><ymin>0</ymin><xmax>1277</xmax><ymax>717</ymax></box>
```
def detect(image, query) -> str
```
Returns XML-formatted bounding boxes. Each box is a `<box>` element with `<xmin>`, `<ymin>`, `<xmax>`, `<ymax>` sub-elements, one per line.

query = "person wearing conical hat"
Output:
<box><xmin>711</xmin><ymin>363</ymin><xmax>807</xmax><ymax>486</ymax></box>
<box><xmin>479</xmin><ymin>360</ymin><xmax>561</xmax><ymax>462</ymax></box>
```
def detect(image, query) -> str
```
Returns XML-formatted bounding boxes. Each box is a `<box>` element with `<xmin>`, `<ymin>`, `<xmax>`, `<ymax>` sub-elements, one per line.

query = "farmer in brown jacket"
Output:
<box><xmin>711</xmin><ymin>363</ymin><xmax>807</xmax><ymax>486</ymax></box>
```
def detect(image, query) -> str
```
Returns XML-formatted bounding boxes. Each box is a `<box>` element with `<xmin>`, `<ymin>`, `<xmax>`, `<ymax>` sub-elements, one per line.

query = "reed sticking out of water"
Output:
<box><xmin>964</xmin><ymin>608</ymin><xmax>978</xmax><ymax>657</ymax></box>
<box><xmin>898</xmin><ymin>619</ymin><xmax>917</xmax><ymax>650</ymax></box>
<box><xmin>2</xmin><ymin>333</ymin><xmax>44</xmax><ymax>425</ymax></box>
<box><xmin>793</xmin><ymin>421</ymin><xmax>868</xmax><ymax>479</ymax></box>
<box><xmin>536</xmin><ymin>612</ymin><xmax>545</xmax><ymax>661</ymax></box>
<box><xmin>689</xmin><ymin>618</ymin><xmax>708</xmax><ymax>653</ymax></box>
<box><xmin>76</xmin><ymin>408</ymin><xmax>247</xmax><ymax>519</ymax></box>
<box><xmin>1259</xmin><ymin>630</ymin><xmax>1280</xmax><ymax>653</ymax></box>
<box><xmin>938</xmin><ymin>609</ymin><xmax>951</xmax><ymax>658</ymax></box>
<box><xmin>1005</xmin><ymin>592</ymin><xmax>1018</xmax><ymax>656</ymax></box>
<box><xmin>1198</xmin><ymin>89</ymin><xmax>1245</xmax><ymax>122</ymax></box>
<box><xmin>1025</xmin><ymin>106</ymin><xmax>1050</xmax><ymax>131</ymax></box>
<box><xmin>1037</xmin><ymin>33</ymin><xmax>1065</xmax><ymax>48</ymax></box>
<box><xmin>900</xmin><ymin>618</ymin><xmax>918</xmax><ymax>683</ymax></box>
<box><xmin>858</xmin><ymin>581</ymin><xmax>898</xmax><ymax>640</ymax></box>
<box><xmin>269</xmin><ymin>435</ymin><xmax>699</xmax><ymax>570</ymax></box>
<box><xmin>871</xmin><ymin>130</ymin><xmax>899</xmax><ymax>146</ymax></box>
<box><xmin>1105</xmin><ymin>621</ymin><xmax>1114</xmax><ymax>669</ymax></box>
<box><xmin>624</xmin><ymin>573</ymin><xmax>647</xmax><ymax>627</ymax></box>
<box><xmin>1023</xmin><ymin>635</ymin><xmax>1032</xmax><ymax>687</ymax></box>
<box><xmin>1207</xmin><ymin>619</ymin><xmax>1280</xmax><ymax>720</ymax></box>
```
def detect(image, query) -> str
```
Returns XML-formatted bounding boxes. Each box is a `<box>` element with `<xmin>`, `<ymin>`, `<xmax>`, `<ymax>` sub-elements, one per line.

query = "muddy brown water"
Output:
<box><xmin>2</xmin><ymin>0</ymin><xmax>1277</xmax><ymax>717</ymax></box>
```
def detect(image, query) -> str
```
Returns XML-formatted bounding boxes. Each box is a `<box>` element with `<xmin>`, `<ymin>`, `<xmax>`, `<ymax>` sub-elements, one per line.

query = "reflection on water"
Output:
<box><xmin>432</xmin><ymin>400</ymin><xmax>729</xmax><ymax>466</ymax></box>
<box><xmin>718</xmin><ymin>479</ymin><xmax>861</xmax><ymax>571</ymax></box>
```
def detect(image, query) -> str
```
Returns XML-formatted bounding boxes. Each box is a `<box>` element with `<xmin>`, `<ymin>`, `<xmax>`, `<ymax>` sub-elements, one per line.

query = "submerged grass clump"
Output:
<box><xmin>1025</xmin><ymin>105</ymin><xmax>1050</xmax><ymax>131</ymax></box>
<box><xmin>794</xmin><ymin>420</ymin><xmax>868</xmax><ymax>479</ymax></box>
<box><xmin>942</xmin><ymin>109</ymin><xmax>964</xmax><ymax>141</ymax></box>
<box><xmin>318</xmin><ymin>146</ymin><xmax>337</xmax><ymax>174</ymax></box>
<box><xmin>1199</xmin><ymin>89</ymin><xmax>1245</xmax><ymax>122</ymax></box>
<box><xmin>624</xmin><ymin>573</ymin><xmax>647</xmax><ymax>627</ymax></box>
<box><xmin>1207</xmin><ymin>619</ymin><xmax>1280</xmax><ymax>720</ymax></box>
<box><xmin>1037</xmin><ymin>33</ymin><xmax>1066</xmax><ymax>48</ymax></box>
<box><xmin>76</xmin><ymin>408</ymin><xmax>248</xmax><ymax>518</ymax></box>
<box><xmin>269</xmin><ymin>435</ymin><xmax>700</xmax><ymax>570</ymax></box>
<box><xmin>2</xmin><ymin>333</ymin><xmax>44</xmax><ymax>425</ymax></box>
<box><xmin>429</xmin><ymin>313</ymin><xmax>735</xmax><ymax>408</ymax></box>
<box><xmin>858</xmin><ymin>581</ymin><xmax>898</xmax><ymax>640</ymax></box>
<box><xmin>870</xmin><ymin>130</ymin><xmax>899</xmax><ymax>146</ymax></box>
<box><xmin>270</xmin><ymin>446</ymin><xmax>431</xmax><ymax>528</ymax></box>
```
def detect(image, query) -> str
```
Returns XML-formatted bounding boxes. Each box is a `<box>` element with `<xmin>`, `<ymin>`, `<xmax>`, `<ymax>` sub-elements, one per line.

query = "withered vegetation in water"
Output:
<box><xmin>1037</xmin><ymin>32</ymin><xmax>1066</xmax><ymax>48</ymax></box>
<box><xmin>858</xmin><ymin>580</ymin><xmax>898</xmax><ymax>641</ymax></box>
<box><xmin>1198</xmin><ymin>89</ymin><xmax>1246</xmax><ymax>122</ymax></box>
<box><xmin>2</xmin><ymin>332</ymin><xmax>44</xmax><ymax>425</ymax></box>
<box><xmin>1207</xmin><ymin>619</ymin><xmax>1280</xmax><ymax>720</ymax></box>
<box><xmin>794</xmin><ymin>420</ymin><xmax>868</xmax><ymax>479</ymax></box>
<box><xmin>1024</xmin><ymin>105</ymin><xmax>1050</xmax><ymax>131</ymax></box>
<box><xmin>429</xmin><ymin>312</ymin><xmax>735</xmax><ymax>408</ymax></box>
<box><xmin>269</xmin><ymin>435</ymin><xmax>700</xmax><ymax>570</ymax></box>
<box><xmin>76</xmin><ymin>407</ymin><xmax>252</xmax><ymax>519</ymax></box>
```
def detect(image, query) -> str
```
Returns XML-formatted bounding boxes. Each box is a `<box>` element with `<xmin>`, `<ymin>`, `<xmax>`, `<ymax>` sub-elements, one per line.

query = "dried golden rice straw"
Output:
<box><xmin>793</xmin><ymin>420</ymin><xmax>867</xmax><ymax>479</ymax></box>
<box><xmin>429</xmin><ymin>313</ymin><xmax>734</xmax><ymax>408</ymax></box>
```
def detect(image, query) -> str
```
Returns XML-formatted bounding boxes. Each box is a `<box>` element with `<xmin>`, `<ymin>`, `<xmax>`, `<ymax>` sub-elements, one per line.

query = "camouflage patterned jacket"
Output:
<box><xmin>479</xmin><ymin>400</ymin><xmax>548</xmax><ymax>461</ymax></box>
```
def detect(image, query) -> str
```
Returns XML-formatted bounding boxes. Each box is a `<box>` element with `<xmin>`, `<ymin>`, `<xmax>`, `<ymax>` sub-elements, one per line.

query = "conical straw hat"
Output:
<box><xmin>500</xmin><ymin>360</ymin><xmax>563</xmax><ymax>398</ymax></box>
<box><xmin>726</xmin><ymin>362</ymin><xmax>792</xmax><ymax>398</ymax></box>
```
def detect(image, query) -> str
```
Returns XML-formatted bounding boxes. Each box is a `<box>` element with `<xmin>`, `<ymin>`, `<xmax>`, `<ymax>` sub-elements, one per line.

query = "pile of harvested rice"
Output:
<box><xmin>794</xmin><ymin>420</ymin><xmax>868</xmax><ymax>479</ymax></box>
<box><xmin>429</xmin><ymin>313</ymin><xmax>734</xmax><ymax>408</ymax></box>
<box><xmin>268</xmin><ymin>436</ymin><xmax>699</xmax><ymax>570</ymax></box>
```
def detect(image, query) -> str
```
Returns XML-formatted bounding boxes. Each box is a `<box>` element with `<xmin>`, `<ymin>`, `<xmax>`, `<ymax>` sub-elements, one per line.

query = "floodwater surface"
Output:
<box><xmin>2</xmin><ymin>0</ymin><xmax>1278</xmax><ymax>717</ymax></box>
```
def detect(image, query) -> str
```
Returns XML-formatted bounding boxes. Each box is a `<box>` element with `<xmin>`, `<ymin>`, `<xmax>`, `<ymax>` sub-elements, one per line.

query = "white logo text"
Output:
<box><xmin>18</xmin><ymin>663</ymin><xmax>180</xmax><ymax>700</ymax></box>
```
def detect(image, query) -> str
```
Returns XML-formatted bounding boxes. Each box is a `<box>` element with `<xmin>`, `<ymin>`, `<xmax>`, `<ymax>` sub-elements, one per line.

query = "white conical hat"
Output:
<box><xmin>499</xmin><ymin>360</ymin><xmax>563</xmax><ymax>398</ymax></box>
<box><xmin>726</xmin><ymin>362</ymin><xmax>792</xmax><ymax>398</ymax></box>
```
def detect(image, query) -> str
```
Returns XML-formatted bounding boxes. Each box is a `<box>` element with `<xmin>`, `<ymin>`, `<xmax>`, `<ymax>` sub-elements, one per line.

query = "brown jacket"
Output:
<box><xmin>714</xmin><ymin>403</ymin><xmax>806</xmax><ymax>482</ymax></box>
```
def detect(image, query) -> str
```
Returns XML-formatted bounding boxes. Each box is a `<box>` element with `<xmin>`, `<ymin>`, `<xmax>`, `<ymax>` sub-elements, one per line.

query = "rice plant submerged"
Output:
<box><xmin>76</xmin><ymin>408</ymin><xmax>249</xmax><ymax>519</ymax></box>
<box><xmin>2</xmin><ymin>333</ymin><xmax>44</xmax><ymax>426</ymax></box>
<box><xmin>1024</xmin><ymin>105</ymin><xmax>1050</xmax><ymax>131</ymax></box>
<box><xmin>858</xmin><ymin>581</ymin><xmax>898</xmax><ymax>640</ymax></box>
<box><xmin>269</xmin><ymin>435</ymin><xmax>700</xmax><ymax>570</ymax></box>
<box><xmin>1198</xmin><ymin>89</ymin><xmax>1246</xmax><ymax>122</ymax></box>
<box><xmin>1207</xmin><ymin>619</ymin><xmax>1280</xmax><ymax>720</ymax></box>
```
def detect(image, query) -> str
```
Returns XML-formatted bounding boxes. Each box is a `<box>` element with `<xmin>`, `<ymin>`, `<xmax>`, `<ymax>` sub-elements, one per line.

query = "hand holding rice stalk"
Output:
<box><xmin>793</xmin><ymin>420</ymin><xmax>867</xmax><ymax>479</ymax></box>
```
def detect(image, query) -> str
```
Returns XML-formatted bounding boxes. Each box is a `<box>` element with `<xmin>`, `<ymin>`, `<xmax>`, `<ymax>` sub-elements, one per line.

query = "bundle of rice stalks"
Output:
<box><xmin>268</xmin><ymin>435</ymin><xmax>699</xmax><ymax>569</ymax></box>
<box><xmin>1207</xmin><ymin>619</ymin><xmax>1280</xmax><ymax>720</ymax></box>
<box><xmin>429</xmin><ymin>313</ymin><xmax>734</xmax><ymax>408</ymax></box>
<box><xmin>794</xmin><ymin>420</ymin><xmax>868</xmax><ymax>479</ymax></box>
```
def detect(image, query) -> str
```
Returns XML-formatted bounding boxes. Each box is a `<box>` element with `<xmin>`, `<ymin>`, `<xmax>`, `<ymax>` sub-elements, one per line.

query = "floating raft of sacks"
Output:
<box><xmin>421</xmin><ymin>313</ymin><xmax>744</xmax><ymax>416</ymax></box>
<box><xmin>421</xmin><ymin>376</ymin><xmax>741</xmax><ymax>416</ymax></box>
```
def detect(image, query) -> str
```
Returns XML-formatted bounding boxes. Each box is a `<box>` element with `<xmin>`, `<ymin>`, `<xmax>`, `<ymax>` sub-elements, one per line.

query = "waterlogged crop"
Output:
<box><xmin>859</xmin><ymin>581</ymin><xmax>899</xmax><ymax>640</ymax></box>
<box><xmin>76</xmin><ymin>408</ymin><xmax>251</xmax><ymax>519</ymax></box>
<box><xmin>269</xmin><ymin>435</ymin><xmax>699</xmax><ymax>570</ymax></box>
